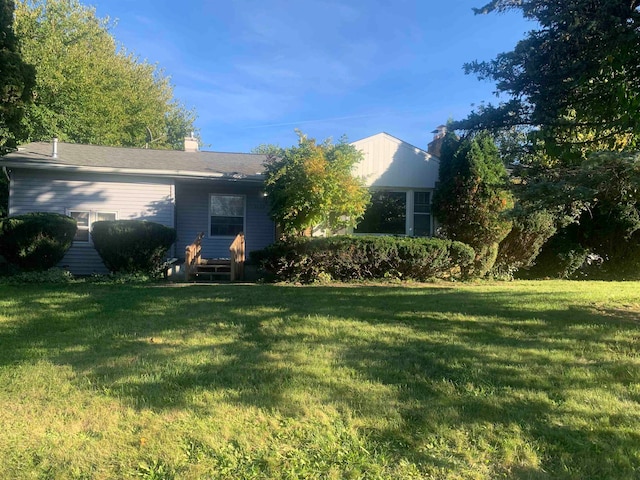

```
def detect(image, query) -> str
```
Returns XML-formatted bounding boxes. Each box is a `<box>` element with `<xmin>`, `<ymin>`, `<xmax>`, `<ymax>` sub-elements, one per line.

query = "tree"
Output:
<box><xmin>13</xmin><ymin>0</ymin><xmax>195</xmax><ymax>149</ymax></box>
<box><xmin>432</xmin><ymin>131</ymin><xmax>513</xmax><ymax>277</ymax></box>
<box><xmin>458</xmin><ymin>0</ymin><xmax>640</xmax><ymax>164</ymax></box>
<box><xmin>262</xmin><ymin>131</ymin><xmax>370</xmax><ymax>238</ymax></box>
<box><xmin>0</xmin><ymin>0</ymin><xmax>34</xmax><ymax>154</ymax></box>
<box><xmin>1</xmin><ymin>0</ymin><xmax>35</xmax><ymax>217</ymax></box>
<box><xmin>456</xmin><ymin>0</ymin><xmax>640</xmax><ymax>278</ymax></box>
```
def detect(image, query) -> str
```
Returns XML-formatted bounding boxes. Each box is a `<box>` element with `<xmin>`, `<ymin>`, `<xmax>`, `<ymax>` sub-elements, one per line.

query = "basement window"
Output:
<box><xmin>68</xmin><ymin>210</ymin><xmax>117</xmax><ymax>243</ymax></box>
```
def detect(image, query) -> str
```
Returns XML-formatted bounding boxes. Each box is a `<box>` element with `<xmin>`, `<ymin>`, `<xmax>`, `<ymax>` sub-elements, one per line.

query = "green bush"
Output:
<box><xmin>491</xmin><ymin>209</ymin><xmax>557</xmax><ymax>279</ymax></box>
<box><xmin>251</xmin><ymin>236</ymin><xmax>475</xmax><ymax>283</ymax></box>
<box><xmin>0</xmin><ymin>212</ymin><xmax>76</xmax><ymax>271</ymax></box>
<box><xmin>518</xmin><ymin>231</ymin><xmax>590</xmax><ymax>279</ymax></box>
<box><xmin>91</xmin><ymin>220</ymin><xmax>176</xmax><ymax>275</ymax></box>
<box><xmin>0</xmin><ymin>267</ymin><xmax>74</xmax><ymax>285</ymax></box>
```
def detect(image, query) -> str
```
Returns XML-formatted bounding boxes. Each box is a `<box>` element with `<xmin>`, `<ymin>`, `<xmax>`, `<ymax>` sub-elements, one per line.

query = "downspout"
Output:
<box><xmin>2</xmin><ymin>166</ymin><xmax>9</xmax><ymax>183</ymax></box>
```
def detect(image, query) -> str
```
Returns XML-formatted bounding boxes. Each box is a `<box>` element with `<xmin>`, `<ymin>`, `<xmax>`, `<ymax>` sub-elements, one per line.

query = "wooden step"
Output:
<box><xmin>192</xmin><ymin>259</ymin><xmax>232</xmax><ymax>282</ymax></box>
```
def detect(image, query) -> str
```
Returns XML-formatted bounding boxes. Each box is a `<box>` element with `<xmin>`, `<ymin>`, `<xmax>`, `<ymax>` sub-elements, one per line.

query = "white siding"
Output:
<box><xmin>351</xmin><ymin>133</ymin><xmax>439</xmax><ymax>189</ymax></box>
<box><xmin>9</xmin><ymin>169</ymin><xmax>175</xmax><ymax>275</ymax></box>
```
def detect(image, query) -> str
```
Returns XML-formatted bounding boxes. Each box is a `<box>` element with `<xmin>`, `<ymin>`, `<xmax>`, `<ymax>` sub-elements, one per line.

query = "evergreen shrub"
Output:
<box><xmin>0</xmin><ymin>212</ymin><xmax>76</xmax><ymax>271</ymax></box>
<box><xmin>251</xmin><ymin>236</ymin><xmax>474</xmax><ymax>283</ymax></box>
<box><xmin>91</xmin><ymin>220</ymin><xmax>176</xmax><ymax>275</ymax></box>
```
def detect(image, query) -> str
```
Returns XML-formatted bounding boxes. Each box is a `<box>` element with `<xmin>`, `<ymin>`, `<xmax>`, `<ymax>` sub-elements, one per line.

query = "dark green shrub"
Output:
<box><xmin>0</xmin><ymin>267</ymin><xmax>74</xmax><ymax>284</ymax></box>
<box><xmin>251</xmin><ymin>236</ymin><xmax>475</xmax><ymax>283</ymax></box>
<box><xmin>518</xmin><ymin>231</ymin><xmax>590</xmax><ymax>279</ymax></box>
<box><xmin>91</xmin><ymin>220</ymin><xmax>176</xmax><ymax>275</ymax></box>
<box><xmin>0</xmin><ymin>212</ymin><xmax>76</xmax><ymax>271</ymax></box>
<box><xmin>491</xmin><ymin>209</ymin><xmax>557</xmax><ymax>279</ymax></box>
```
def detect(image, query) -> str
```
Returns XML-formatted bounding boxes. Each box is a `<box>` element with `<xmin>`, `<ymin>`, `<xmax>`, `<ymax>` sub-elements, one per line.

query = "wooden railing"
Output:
<box><xmin>184</xmin><ymin>232</ymin><xmax>204</xmax><ymax>281</ymax></box>
<box><xmin>229</xmin><ymin>232</ymin><xmax>245</xmax><ymax>281</ymax></box>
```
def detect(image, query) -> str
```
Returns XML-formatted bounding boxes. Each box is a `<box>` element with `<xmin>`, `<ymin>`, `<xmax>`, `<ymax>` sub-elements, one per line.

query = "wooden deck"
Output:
<box><xmin>184</xmin><ymin>232</ymin><xmax>245</xmax><ymax>282</ymax></box>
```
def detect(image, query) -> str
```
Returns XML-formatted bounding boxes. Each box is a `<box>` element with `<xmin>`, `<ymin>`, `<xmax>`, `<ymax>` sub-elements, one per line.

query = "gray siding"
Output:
<box><xmin>10</xmin><ymin>169</ymin><xmax>175</xmax><ymax>275</ymax></box>
<box><xmin>175</xmin><ymin>180</ymin><xmax>274</xmax><ymax>259</ymax></box>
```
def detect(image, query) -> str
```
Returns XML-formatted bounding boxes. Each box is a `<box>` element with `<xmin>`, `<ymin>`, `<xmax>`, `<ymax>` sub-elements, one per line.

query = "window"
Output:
<box><xmin>413</xmin><ymin>191</ymin><xmax>432</xmax><ymax>237</ymax></box>
<box><xmin>210</xmin><ymin>194</ymin><xmax>245</xmax><ymax>236</ymax></box>
<box><xmin>355</xmin><ymin>191</ymin><xmax>406</xmax><ymax>235</ymax></box>
<box><xmin>67</xmin><ymin>210</ymin><xmax>117</xmax><ymax>243</ymax></box>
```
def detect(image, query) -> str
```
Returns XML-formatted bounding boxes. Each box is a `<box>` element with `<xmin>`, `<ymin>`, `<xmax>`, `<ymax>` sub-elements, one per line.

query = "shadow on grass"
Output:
<box><xmin>1</xmin><ymin>283</ymin><xmax>639</xmax><ymax>478</ymax></box>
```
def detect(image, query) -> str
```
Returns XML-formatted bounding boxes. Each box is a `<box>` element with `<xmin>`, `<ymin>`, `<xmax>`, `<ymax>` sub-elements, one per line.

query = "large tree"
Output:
<box><xmin>0</xmin><ymin>0</ymin><xmax>34</xmax><ymax>154</ymax></box>
<box><xmin>1</xmin><ymin>0</ymin><xmax>35</xmax><ymax>217</ymax></box>
<box><xmin>457</xmin><ymin>0</ymin><xmax>640</xmax><ymax>278</ymax></box>
<box><xmin>261</xmin><ymin>131</ymin><xmax>370</xmax><ymax>238</ymax></box>
<box><xmin>459</xmin><ymin>0</ymin><xmax>640</xmax><ymax>164</ymax></box>
<box><xmin>13</xmin><ymin>0</ymin><xmax>195</xmax><ymax>150</ymax></box>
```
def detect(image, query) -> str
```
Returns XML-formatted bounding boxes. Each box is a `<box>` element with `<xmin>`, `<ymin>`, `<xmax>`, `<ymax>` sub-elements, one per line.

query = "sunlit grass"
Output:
<box><xmin>0</xmin><ymin>281</ymin><xmax>638</xmax><ymax>479</ymax></box>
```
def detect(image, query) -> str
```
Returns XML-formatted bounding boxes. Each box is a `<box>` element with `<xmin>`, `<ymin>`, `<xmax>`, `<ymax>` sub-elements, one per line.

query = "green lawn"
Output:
<box><xmin>0</xmin><ymin>281</ymin><xmax>638</xmax><ymax>479</ymax></box>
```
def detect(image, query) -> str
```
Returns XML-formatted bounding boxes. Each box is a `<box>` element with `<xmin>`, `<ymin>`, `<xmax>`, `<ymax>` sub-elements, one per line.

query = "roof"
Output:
<box><xmin>0</xmin><ymin>141</ymin><xmax>267</xmax><ymax>181</ymax></box>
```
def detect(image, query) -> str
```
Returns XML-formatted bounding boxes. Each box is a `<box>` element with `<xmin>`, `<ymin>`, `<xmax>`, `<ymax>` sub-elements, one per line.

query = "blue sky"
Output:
<box><xmin>91</xmin><ymin>0</ymin><xmax>533</xmax><ymax>153</ymax></box>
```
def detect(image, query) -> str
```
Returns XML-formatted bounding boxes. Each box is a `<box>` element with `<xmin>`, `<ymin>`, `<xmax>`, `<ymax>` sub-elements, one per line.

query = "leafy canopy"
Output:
<box><xmin>261</xmin><ymin>131</ymin><xmax>370</xmax><ymax>237</ymax></box>
<box><xmin>14</xmin><ymin>0</ymin><xmax>196</xmax><ymax>149</ymax></box>
<box><xmin>0</xmin><ymin>0</ymin><xmax>35</xmax><ymax>155</ymax></box>
<box><xmin>458</xmin><ymin>0</ymin><xmax>640</xmax><ymax>163</ymax></box>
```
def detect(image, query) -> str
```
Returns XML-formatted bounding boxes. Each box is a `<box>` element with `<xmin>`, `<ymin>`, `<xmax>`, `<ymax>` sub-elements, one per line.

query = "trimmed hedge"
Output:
<box><xmin>251</xmin><ymin>235</ymin><xmax>475</xmax><ymax>283</ymax></box>
<box><xmin>91</xmin><ymin>220</ymin><xmax>176</xmax><ymax>275</ymax></box>
<box><xmin>0</xmin><ymin>212</ymin><xmax>76</xmax><ymax>271</ymax></box>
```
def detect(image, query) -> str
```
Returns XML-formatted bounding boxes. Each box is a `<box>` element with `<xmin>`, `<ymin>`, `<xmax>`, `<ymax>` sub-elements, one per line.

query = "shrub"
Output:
<box><xmin>491</xmin><ymin>209</ymin><xmax>557</xmax><ymax>279</ymax></box>
<box><xmin>251</xmin><ymin>236</ymin><xmax>475</xmax><ymax>283</ymax></box>
<box><xmin>91</xmin><ymin>220</ymin><xmax>176</xmax><ymax>275</ymax></box>
<box><xmin>0</xmin><ymin>212</ymin><xmax>76</xmax><ymax>271</ymax></box>
<box><xmin>518</xmin><ymin>232</ymin><xmax>590</xmax><ymax>279</ymax></box>
<box><xmin>0</xmin><ymin>267</ymin><xmax>74</xmax><ymax>285</ymax></box>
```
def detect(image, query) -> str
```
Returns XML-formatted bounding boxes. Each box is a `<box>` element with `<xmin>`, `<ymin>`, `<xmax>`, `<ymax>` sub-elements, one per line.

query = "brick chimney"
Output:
<box><xmin>184</xmin><ymin>133</ymin><xmax>198</xmax><ymax>152</ymax></box>
<box><xmin>427</xmin><ymin>125</ymin><xmax>447</xmax><ymax>157</ymax></box>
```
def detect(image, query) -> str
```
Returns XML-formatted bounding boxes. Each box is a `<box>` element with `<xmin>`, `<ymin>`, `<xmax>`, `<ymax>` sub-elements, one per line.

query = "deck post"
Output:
<box><xmin>184</xmin><ymin>232</ymin><xmax>204</xmax><ymax>281</ymax></box>
<box><xmin>229</xmin><ymin>232</ymin><xmax>245</xmax><ymax>281</ymax></box>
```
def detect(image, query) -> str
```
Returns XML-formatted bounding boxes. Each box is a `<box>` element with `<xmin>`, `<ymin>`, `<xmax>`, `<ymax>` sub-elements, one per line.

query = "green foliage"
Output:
<box><xmin>91</xmin><ymin>220</ymin><xmax>176</xmax><ymax>275</ymax></box>
<box><xmin>492</xmin><ymin>208</ymin><xmax>557</xmax><ymax>279</ymax></box>
<box><xmin>0</xmin><ymin>212</ymin><xmax>76</xmax><ymax>270</ymax></box>
<box><xmin>519</xmin><ymin>230</ymin><xmax>592</xmax><ymax>279</ymax></box>
<box><xmin>432</xmin><ymin>131</ymin><xmax>513</xmax><ymax>276</ymax></box>
<box><xmin>251</xmin><ymin>235</ymin><xmax>475</xmax><ymax>283</ymax></box>
<box><xmin>513</xmin><ymin>152</ymin><xmax>640</xmax><ymax>279</ymax></box>
<box><xmin>262</xmin><ymin>131</ymin><xmax>370</xmax><ymax>237</ymax></box>
<box><xmin>0</xmin><ymin>266</ymin><xmax>74</xmax><ymax>284</ymax></box>
<box><xmin>460</xmin><ymin>0</ymin><xmax>640</xmax><ymax>162</ymax></box>
<box><xmin>13</xmin><ymin>0</ymin><xmax>196</xmax><ymax>149</ymax></box>
<box><xmin>0</xmin><ymin>0</ymin><xmax>35</xmax><ymax>155</ymax></box>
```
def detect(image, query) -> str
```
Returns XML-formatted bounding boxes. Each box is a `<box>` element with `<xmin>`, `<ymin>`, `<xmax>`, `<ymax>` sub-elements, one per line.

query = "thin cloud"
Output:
<box><xmin>245</xmin><ymin>113</ymin><xmax>381</xmax><ymax>129</ymax></box>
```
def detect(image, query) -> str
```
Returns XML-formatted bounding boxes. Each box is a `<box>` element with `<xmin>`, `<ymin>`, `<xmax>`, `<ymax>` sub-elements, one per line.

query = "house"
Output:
<box><xmin>0</xmin><ymin>137</ymin><xmax>275</xmax><ymax>275</ymax></box>
<box><xmin>0</xmin><ymin>129</ymin><xmax>442</xmax><ymax>276</ymax></box>
<box><xmin>350</xmin><ymin>130</ymin><xmax>441</xmax><ymax>237</ymax></box>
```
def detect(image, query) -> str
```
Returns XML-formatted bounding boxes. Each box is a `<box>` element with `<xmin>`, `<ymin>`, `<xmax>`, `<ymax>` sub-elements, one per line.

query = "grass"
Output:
<box><xmin>0</xmin><ymin>280</ymin><xmax>639</xmax><ymax>479</ymax></box>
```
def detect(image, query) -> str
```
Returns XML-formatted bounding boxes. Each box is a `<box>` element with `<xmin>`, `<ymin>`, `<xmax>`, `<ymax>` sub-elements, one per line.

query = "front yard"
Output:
<box><xmin>0</xmin><ymin>281</ymin><xmax>638</xmax><ymax>479</ymax></box>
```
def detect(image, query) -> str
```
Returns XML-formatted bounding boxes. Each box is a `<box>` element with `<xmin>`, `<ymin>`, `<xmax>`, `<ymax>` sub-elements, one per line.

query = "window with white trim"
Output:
<box><xmin>67</xmin><ymin>210</ymin><xmax>117</xmax><ymax>243</ymax></box>
<box><xmin>209</xmin><ymin>194</ymin><xmax>245</xmax><ymax>237</ymax></box>
<box><xmin>413</xmin><ymin>191</ymin><xmax>432</xmax><ymax>237</ymax></box>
